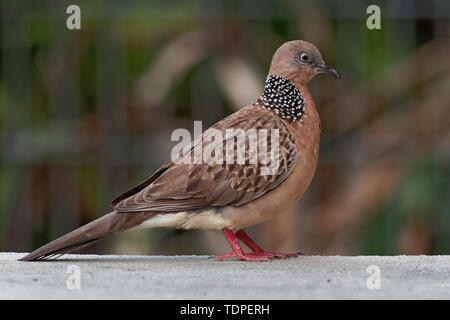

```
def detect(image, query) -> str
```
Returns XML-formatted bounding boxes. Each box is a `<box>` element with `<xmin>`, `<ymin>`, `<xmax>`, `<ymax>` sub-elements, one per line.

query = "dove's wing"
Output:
<box><xmin>112</xmin><ymin>106</ymin><xmax>298</xmax><ymax>213</ymax></box>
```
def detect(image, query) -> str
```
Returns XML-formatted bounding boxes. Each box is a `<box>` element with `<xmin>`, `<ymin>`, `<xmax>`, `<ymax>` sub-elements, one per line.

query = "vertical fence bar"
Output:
<box><xmin>48</xmin><ymin>1</ymin><xmax>82</xmax><ymax>238</ymax></box>
<box><xmin>1</xmin><ymin>2</ymin><xmax>32</xmax><ymax>250</ymax></box>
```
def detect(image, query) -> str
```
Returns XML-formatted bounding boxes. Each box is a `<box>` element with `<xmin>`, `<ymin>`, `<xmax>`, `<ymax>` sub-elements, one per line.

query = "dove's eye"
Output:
<box><xmin>299</xmin><ymin>53</ymin><xmax>309</xmax><ymax>62</ymax></box>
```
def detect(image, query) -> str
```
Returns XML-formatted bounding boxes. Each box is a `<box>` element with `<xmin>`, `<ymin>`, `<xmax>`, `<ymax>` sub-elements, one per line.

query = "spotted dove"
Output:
<box><xmin>20</xmin><ymin>40</ymin><xmax>340</xmax><ymax>262</ymax></box>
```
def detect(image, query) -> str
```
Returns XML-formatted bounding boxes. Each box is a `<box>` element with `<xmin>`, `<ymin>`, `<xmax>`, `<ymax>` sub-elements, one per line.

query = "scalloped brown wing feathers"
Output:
<box><xmin>112</xmin><ymin>105</ymin><xmax>298</xmax><ymax>213</ymax></box>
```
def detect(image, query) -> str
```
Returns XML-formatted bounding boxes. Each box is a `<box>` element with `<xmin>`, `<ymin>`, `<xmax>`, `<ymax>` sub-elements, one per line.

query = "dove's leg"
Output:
<box><xmin>216</xmin><ymin>228</ymin><xmax>270</xmax><ymax>262</ymax></box>
<box><xmin>235</xmin><ymin>229</ymin><xmax>298</xmax><ymax>259</ymax></box>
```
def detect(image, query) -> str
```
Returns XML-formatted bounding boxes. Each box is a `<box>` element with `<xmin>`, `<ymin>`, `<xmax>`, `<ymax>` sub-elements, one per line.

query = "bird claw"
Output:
<box><xmin>216</xmin><ymin>251</ymin><xmax>298</xmax><ymax>262</ymax></box>
<box><xmin>248</xmin><ymin>251</ymin><xmax>299</xmax><ymax>259</ymax></box>
<box><xmin>216</xmin><ymin>252</ymin><xmax>271</xmax><ymax>262</ymax></box>
<box><xmin>218</xmin><ymin>228</ymin><xmax>301</xmax><ymax>262</ymax></box>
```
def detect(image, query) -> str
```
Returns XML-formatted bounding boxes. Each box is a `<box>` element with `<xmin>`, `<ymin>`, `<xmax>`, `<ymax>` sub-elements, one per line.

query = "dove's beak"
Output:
<box><xmin>316</xmin><ymin>62</ymin><xmax>341</xmax><ymax>79</ymax></box>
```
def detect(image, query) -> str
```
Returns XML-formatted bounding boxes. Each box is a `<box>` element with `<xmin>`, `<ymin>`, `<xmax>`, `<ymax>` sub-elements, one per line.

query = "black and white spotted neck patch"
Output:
<box><xmin>256</xmin><ymin>75</ymin><xmax>305</xmax><ymax>122</ymax></box>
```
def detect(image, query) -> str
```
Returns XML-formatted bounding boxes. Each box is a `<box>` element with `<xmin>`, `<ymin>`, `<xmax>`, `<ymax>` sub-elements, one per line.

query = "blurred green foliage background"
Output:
<box><xmin>0</xmin><ymin>0</ymin><xmax>449</xmax><ymax>256</ymax></box>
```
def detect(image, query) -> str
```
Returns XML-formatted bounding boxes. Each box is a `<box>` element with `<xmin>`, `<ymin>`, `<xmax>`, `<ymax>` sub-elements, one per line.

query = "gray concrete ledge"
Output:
<box><xmin>1</xmin><ymin>253</ymin><xmax>450</xmax><ymax>299</ymax></box>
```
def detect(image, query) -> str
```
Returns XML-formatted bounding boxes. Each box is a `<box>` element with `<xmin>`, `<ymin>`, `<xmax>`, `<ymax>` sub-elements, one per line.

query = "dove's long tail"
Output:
<box><xmin>19</xmin><ymin>211</ymin><xmax>156</xmax><ymax>261</ymax></box>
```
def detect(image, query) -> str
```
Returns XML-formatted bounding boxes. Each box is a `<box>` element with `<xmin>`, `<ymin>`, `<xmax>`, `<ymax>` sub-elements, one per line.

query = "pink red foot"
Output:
<box><xmin>216</xmin><ymin>252</ymin><xmax>271</xmax><ymax>262</ymax></box>
<box><xmin>217</xmin><ymin>228</ymin><xmax>301</xmax><ymax>262</ymax></box>
<box><xmin>216</xmin><ymin>251</ymin><xmax>299</xmax><ymax>261</ymax></box>
<box><xmin>247</xmin><ymin>251</ymin><xmax>299</xmax><ymax>259</ymax></box>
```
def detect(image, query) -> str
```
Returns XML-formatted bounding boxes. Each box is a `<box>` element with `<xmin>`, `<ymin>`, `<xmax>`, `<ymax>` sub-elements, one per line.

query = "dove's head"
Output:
<box><xmin>268</xmin><ymin>40</ymin><xmax>340</xmax><ymax>85</ymax></box>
